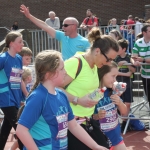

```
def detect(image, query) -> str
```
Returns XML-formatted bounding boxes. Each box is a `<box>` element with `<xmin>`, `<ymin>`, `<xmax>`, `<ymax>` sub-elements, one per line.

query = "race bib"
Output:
<box><xmin>97</xmin><ymin>103</ymin><xmax>118</xmax><ymax>131</ymax></box>
<box><xmin>9</xmin><ymin>68</ymin><xmax>23</xmax><ymax>89</ymax></box>
<box><xmin>56</xmin><ymin>113</ymin><xmax>68</xmax><ymax>139</ymax></box>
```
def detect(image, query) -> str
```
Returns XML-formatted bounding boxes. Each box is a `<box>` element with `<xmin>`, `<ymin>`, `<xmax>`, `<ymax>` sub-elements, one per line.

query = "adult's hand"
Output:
<box><xmin>133</xmin><ymin>61</ymin><xmax>141</xmax><ymax>66</ymax></box>
<box><xmin>20</xmin><ymin>4</ymin><xmax>31</xmax><ymax>18</ymax></box>
<box><xmin>78</xmin><ymin>95</ymin><xmax>98</xmax><ymax>107</ymax></box>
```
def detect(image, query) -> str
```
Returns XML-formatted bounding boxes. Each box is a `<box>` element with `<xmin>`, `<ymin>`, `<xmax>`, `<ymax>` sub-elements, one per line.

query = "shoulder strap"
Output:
<box><xmin>65</xmin><ymin>57</ymin><xmax>82</xmax><ymax>89</ymax></box>
<box><xmin>92</xmin><ymin>17</ymin><xmax>95</xmax><ymax>23</ymax></box>
<box><xmin>85</xmin><ymin>17</ymin><xmax>90</xmax><ymax>25</ymax></box>
<box><xmin>74</xmin><ymin>57</ymin><xmax>82</xmax><ymax>78</ymax></box>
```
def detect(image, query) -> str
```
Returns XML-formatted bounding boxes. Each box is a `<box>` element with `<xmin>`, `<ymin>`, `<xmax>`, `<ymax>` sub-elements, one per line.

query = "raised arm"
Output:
<box><xmin>20</xmin><ymin>4</ymin><xmax>56</xmax><ymax>38</ymax></box>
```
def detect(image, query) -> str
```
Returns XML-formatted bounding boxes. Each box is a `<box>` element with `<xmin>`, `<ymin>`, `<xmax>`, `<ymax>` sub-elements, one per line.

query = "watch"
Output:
<box><xmin>72</xmin><ymin>97</ymin><xmax>78</xmax><ymax>105</ymax></box>
<box><xmin>143</xmin><ymin>58</ymin><xmax>146</xmax><ymax>63</ymax></box>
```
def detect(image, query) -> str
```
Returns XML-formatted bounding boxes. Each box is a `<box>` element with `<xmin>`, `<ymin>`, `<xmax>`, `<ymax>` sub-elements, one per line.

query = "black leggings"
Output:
<box><xmin>68</xmin><ymin>120</ymin><xmax>109</xmax><ymax>150</ymax></box>
<box><xmin>142</xmin><ymin>77</ymin><xmax>150</xmax><ymax>107</ymax></box>
<box><xmin>0</xmin><ymin>106</ymin><xmax>23</xmax><ymax>150</ymax></box>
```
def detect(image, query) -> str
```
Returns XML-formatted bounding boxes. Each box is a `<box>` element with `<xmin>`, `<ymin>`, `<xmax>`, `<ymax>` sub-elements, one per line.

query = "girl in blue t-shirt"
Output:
<box><xmin>93</xmin><ymin>62</ymin><xmax>127</xmax><ymax>150</ymax></box>
<box><xmin>0</xmin><ymin>31</ymin><xmax>24</xmax><ymax>149</ymax></box>
<box><xmin>16</xmin><ymin>50</ymin><xmax>108</xmax><ymax>150</ymax></box>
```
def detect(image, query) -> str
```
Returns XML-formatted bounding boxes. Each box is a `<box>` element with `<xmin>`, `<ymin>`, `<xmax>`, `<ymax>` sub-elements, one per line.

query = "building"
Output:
<box><xmin>0</xmin><ymin>0</ymin><xmax>150</xmax><ymax>30</ymax></box>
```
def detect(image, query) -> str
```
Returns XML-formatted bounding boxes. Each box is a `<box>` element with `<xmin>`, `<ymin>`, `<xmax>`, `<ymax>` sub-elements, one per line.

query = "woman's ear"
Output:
<box><xmin>95</xmin><ymin>48</ymin><xmax>100</xmax><ymax>55</ymax></box>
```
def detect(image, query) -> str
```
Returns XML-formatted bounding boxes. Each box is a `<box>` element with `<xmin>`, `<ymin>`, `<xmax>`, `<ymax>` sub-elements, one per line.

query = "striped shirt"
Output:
<box><xmin>132</xmin><ymin>37</ymin><xmax>150</xmax><ymax>78</ymax></box>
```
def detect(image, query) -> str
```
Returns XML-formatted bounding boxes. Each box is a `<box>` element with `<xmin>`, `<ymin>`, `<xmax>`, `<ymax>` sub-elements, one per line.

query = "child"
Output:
<box><xmin>109</xmin><ymin>29</ymin><xmax>122</xmax><ymax>41</ymax></box>
<box><xmin>114</xmin><ymin>39</ymin><xmax>136</xmax><ymax>132</ymax></box>
<box><xmin>9</xmin><ymin>67</ymin><xmax>32</xmax><ymax>150</ymax></box>
<box><xmin>18</xmin><ymin>47</ymin><xmax>32</xmax><ymax>66</ymax></box>
<box><xmin>16</xmin><ymin>50</ymin><xmax>108</xmax><ymax>150</ymax></box>
<box><xmin>0</xmin><ymin>31</ymin><xmax>24</xmax><ymax>149</ymax></box>
<box><xmin>93</xmin><ymin>62</ymin><xmax>127</xmax><ymax>150</ymax></box>
<box><xmin>22</xmin><ymin>66</ymin><xmax>32</xmax><ymax>90</ymax></box>
<box><xmin>19</xmin><ymin>47</ymin><xmax>33</xmax><ymax>97</ymax></box>
<box><xmin>10</xmin><ymin>48</ymin><xmax>33</xmax><ymax>150</ymax></box>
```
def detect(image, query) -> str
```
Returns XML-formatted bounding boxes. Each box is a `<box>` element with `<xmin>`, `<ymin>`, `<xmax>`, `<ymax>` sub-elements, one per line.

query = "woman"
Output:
<box><xmin>61</xmin><ymin>27</ymin><xmax>119</xmax><ymax>150</ymax></box>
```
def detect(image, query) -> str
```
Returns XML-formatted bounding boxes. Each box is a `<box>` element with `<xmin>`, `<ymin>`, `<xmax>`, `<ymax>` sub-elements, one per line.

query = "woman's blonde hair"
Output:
<box><xmin>29</xmin><ymin>50</ymin><xmax>61</xmax><ymax>95</ymax></box>
<box><xmin>1</xmin><ymin>31</ymin><xmax>22</xmax><ymax>53</ymax></box>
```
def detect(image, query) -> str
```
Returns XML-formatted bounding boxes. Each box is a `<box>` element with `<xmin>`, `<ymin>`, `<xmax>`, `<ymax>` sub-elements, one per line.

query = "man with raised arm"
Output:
<box><xmin>20</xmin><ymin>5</ymin><xmax>90</xmax><ymax>60</ymax></box>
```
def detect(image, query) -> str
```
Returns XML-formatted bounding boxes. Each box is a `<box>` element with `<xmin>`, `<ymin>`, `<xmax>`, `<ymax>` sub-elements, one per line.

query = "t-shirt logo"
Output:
<box><xmin>140</xmin><ymin>48</ymin><xmax>144</xmax><ymax>51</ymax></box>
<box><xmin>76</xmin><ymin>45</ymin><xmax>84</xmax><ymax>49</ymax></box>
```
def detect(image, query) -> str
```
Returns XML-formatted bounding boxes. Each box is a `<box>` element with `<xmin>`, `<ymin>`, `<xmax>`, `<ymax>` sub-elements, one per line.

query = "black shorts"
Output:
<box><xmin>121</xmin><ymin>85</ymin><xmax>133</xmax><ymax>103</ymax></box>
<box><xmin>68</xmin><ymin>119</ymin><xmax>110</xmax><ymax>150</ymax></box>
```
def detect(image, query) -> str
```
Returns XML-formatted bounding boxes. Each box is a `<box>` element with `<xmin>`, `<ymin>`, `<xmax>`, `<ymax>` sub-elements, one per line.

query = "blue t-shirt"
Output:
<box><xmin>94</xmin><ymin>89</ymin><xmax>123</xmax><ymax>146</ymax></box>
<box><xmin>0</xmin><ymin>52</ymin><xmax>23</xmax><ymax>108</ymax></box>
<box><xmin>18</xmin><ymin>84</ymin><xmax>74</xmax><ymax>150</ymax></box>
<box><xmin>55</xmin><ymin>30</ymin><xmax>90</xmax><ymax>60</ymax></box>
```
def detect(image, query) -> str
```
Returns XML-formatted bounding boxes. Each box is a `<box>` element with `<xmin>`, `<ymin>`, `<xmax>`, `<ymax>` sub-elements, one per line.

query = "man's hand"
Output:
<box><xmin>133</xmin><ymin>61</ymin><xmax>141</xmax><ymax>66</ymax></box>
<box><xmin>20</xmin><ymin>4</ymin><xmax>31</xmax><ymax>18</ymax></box>
<box><xmin>133</xmin><ymin>57</ymin><xmax>144</xmax><ymax>62</ymax></box>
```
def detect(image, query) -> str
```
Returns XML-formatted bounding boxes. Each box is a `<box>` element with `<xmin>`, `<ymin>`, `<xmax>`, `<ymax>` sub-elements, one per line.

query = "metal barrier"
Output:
<box><xmin>0</xmin><ymin>27</ymin><xmax>10</xmax><ymax>32</ymax></box>
<box><xmin>117</xmin><ymin>62</ymin><xmax>150</xmax><ymax>134</ymax></box>
<box><xmin>30</xmin><ymin>24</ymin><xmax>145</xmax><ymax>57</ymax></box>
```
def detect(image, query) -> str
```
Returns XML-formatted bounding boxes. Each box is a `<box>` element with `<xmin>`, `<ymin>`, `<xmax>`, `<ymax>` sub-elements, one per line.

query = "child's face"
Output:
<box><xmin>102</xmin><ymin>67</ymin><xmax>118</xmax><ymax>88</ymax></box>
<box><xmin>118</xmin><ymin>46</ymin><xmax>125</xmax><ymax>55</ymax></box>
<box><xmin>22</xmin><ymin>55</ymin><xmax>32</xmax><ymax>66</ymax></box>
<box><xmin>26</xmin><ymin>75</ymin><xmax>32</xmax><ymax>84</ymax></box>
<box><xmin>10</xmin><ymin>36</ymin><xmax>24</xmax><ymax>53</ymax></box>
<box><xmin>53</xmin><ymin>59</ymin><xmax>66</xmax><ymax>86</ymax></box>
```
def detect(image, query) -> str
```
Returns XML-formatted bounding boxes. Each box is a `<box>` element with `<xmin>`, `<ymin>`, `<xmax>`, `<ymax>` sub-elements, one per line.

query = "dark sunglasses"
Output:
<box><xmin>62</xmin><ymin>24</ymin><xmax>74</xmax><ymax>27</ymax></box>
<box><xmin>101</xmin><ymin>51</ymin><xmax>113</xmax><ymax>62</ymax></box>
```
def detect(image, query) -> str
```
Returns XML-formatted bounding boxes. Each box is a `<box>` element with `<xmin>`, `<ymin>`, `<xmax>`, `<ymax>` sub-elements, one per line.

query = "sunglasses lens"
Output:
<box><xmin>63</xmin><ymin>24</ymin><xmax>68</xmax><ymax>27</ymax></box>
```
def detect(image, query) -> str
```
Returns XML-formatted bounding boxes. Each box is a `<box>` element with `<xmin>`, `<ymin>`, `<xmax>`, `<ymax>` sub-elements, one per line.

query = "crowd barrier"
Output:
<box><xmin>29</xmin><ymin>23</ymin><xmax>144</xmax><ymax>58</ymax></box>
<box><xmin>117</xmin><ymin>62</ymin><xmax>150</xmax><ymax>134</ymax></box>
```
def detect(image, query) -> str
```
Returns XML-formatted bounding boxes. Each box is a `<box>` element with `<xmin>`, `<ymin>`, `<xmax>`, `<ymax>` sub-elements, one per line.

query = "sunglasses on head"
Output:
<box><xmin>62</xmin><ymin>24</ymin><xmax>74</xmax><ymax>27</ymax></box>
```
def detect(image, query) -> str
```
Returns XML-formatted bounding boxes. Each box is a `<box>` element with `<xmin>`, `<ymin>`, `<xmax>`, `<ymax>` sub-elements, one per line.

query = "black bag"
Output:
<box><xmin>68</xmin><ymin>118</ymin><xmax>111</xmax><ymax>150</ymax></box>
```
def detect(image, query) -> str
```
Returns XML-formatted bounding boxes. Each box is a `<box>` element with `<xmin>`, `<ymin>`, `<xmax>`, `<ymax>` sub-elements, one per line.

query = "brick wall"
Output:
<box><xmin>0</xmin><ymin>0</ymin><xmax>149</xmax><ymax>30</ymax></box>
<box><xmin>145</xmin><ymin>4</ymin><xmax>150</xmax><ymax>21</ymax></box>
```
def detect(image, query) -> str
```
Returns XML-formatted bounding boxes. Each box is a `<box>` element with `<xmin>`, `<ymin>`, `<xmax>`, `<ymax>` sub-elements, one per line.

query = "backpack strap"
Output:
<box><xmin>85</xmin><ymin>17</ymin><xmax>90</xmax><ymax>25</ymax></box>
<box><xmin>92</xmin><ymin>17</ymin><xmax>95</xmax><ymax>24</ymax></box>
<box><xmin>65</xmin><ymin>57</ymin><xmax>82</xmax><ymax>89</ymax></box>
